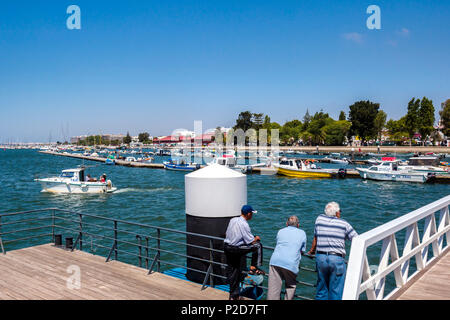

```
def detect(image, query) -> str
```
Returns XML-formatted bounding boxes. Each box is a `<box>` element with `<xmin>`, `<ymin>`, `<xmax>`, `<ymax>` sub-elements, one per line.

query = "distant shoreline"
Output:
<box><xmin>240</xmin><ymin>146</ymin><xmax>450</xmax><ymax>153</ymax></box>
<box><xmin>2</xmin><ymin>145</ymin><xmax>449</xmax><ymax>154</ymax></box>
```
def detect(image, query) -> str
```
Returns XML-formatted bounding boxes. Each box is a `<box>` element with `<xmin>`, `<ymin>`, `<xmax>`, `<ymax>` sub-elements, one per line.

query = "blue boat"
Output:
<box><xmin>163</xmin><ymin>159</ymin><xmax>200</xmax><ymax>171</ymax></box>
<box><xmin>105</xmin><ymin>157</ymin><xmax>115</xmax><ymax>165</ymax></box>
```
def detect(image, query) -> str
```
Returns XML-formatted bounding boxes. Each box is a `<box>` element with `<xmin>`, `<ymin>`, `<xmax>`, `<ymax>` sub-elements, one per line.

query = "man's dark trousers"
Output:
<box><xmin>223</xmin><ymin>242</ymin><xmax>263</xmax><ymax>299</ymax></box>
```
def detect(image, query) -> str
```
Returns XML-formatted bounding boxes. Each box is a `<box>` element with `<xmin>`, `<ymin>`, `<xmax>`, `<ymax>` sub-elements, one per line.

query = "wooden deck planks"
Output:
<box><xmin>396</xmin><ymin>250</ymin><xmax>450</xmax><ymax>300</ymax></box>
<box><xmin>0</xmin><ymin>244</ymin><xmax>228</xmax><ymax>300</ymax></box>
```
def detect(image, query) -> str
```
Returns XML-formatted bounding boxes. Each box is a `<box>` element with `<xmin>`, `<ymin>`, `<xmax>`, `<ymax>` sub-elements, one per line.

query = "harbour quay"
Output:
<box><xmin>38</xmin><ymin>150</ymin><xmax>450</xmax><ymax>183</ymax></box>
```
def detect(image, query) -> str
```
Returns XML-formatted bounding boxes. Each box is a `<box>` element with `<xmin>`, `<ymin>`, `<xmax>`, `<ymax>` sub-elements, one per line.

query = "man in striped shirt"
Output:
<box><xmin>308</xmin><ymin>201</ymin><xmax>358</xmax><ymax>300</ymax></box>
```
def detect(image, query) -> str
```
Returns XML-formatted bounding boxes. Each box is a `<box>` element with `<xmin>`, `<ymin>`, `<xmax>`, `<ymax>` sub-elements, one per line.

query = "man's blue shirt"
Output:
<box><xmin>269</xmin><ymin>226</ymin><xmax>307</xmax><ymax>274</ymax></box>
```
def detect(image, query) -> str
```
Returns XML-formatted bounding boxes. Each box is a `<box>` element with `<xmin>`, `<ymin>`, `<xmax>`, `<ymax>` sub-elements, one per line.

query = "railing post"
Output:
<box><xmin>79</xmin><ymin>213</ymin><xmax>83</xmax><ymax>251</ymax></box>
<box><xmin>157</xmin><ymin>228</ymin><xmax>161</xmax><ymax>273</ymax></box>
<box><xmin>114</xmin><ymin>220</ymin><xmax>118</xmax><ymax>261</ymax></box>
<box><xmin>145</xmin><ymin>236</ymin><xmax>149</xmax><ymax>269</ymax></box>
<box><xmin>209</xmin><ymin>239</ymin><xmax>214</xmax><ymax>288</ymax></box>
<box><xmin>137</xmin><ymin>235</ymin><xmax>142</xmax><ymax>267</ymax></box>
<box><xmin>51</xmin><ymin>209</ymin><xmax>55</xmax><ymax>243</ymax></box>
<box><xmin>0</xmin><ymin>215</ymin><xmax>4</xmax><ymax>254</ymax></box>
<box><xmin>342</xmin><ymin>236</ymin><xmax>366</xmax><ymax>300</ymax></box>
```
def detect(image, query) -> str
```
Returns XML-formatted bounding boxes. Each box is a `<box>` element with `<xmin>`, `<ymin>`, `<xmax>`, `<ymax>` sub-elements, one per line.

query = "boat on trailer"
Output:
<box><xmin>35</xmin><ymin>167</ymin><xmax>117</xmax><ymax>194</ymax></box>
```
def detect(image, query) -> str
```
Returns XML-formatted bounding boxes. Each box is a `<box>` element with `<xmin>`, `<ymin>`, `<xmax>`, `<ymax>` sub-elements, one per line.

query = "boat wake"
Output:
<box><xmin>113</xmin><ymin>187</ymin><xmax>173</xmax><ymax>194</ymax></box>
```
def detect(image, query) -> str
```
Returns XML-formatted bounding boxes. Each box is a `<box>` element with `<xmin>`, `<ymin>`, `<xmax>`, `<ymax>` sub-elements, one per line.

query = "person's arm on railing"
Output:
<box><xmin>307</xmin><ymin>236</ymin><xmax>317</xmax><ymax>256</ymax></box>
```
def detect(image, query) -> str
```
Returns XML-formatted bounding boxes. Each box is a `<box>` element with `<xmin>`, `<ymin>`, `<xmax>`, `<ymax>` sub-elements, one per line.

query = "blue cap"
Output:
<box><xmin>241</xmin><ymin>205</ymin><xmax>257</xmax><ymax>215</ymax></box>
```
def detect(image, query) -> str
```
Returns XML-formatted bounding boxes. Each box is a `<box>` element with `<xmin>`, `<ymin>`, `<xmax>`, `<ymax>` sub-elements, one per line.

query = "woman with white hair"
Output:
<box><xmin>307</xmin><ymin>202</ymin><xmax>358</xmax><ymax>300</ymax></box>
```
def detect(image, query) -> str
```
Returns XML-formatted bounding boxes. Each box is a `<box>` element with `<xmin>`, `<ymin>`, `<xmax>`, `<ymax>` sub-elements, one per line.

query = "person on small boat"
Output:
<box><xmin>224</xmin><ymin>205</ymin><xmax>264</xmax><ymax>300</ymax></box>
<box><xmin>85</xmin><ymin>174</ymin><xmax>92</xmax><ymax>182</ymax></box>
<box><xmin>267</xmin><ymin>215</ymin><xmax>307</xmax><ymax>300</ymax></box>
<box><xmin>308</xmin><ymin>202</ymin><xmax>358</xmax><ymax>300</ymax></box>
<box><xmin>100</xmin><ymin>174</ymin><xmax>106</xmax><ymax>183</ymax></box>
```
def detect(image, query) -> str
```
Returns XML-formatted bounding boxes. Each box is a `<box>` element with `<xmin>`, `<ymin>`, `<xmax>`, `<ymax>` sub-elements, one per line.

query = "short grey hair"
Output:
<box><xmin>324</xmin><ymin>202</ymin><xmax>340</xmax><ymax>217</ymax></box>
<box><xmin>287</xmin><ymin>215</ymin><xmax>299</xmax><ymax>227</ymax></box>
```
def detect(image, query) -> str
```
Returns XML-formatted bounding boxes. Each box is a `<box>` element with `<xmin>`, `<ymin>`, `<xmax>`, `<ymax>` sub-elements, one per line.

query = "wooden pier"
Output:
<box><xmin>395</xmin><ymin>250</ymin><xmax>450</xmax><ymax>300</ymax></box>
<box><xmin>0</xmin><ymin>244</ymin><xmax>228</xmax><ymax>300</ymax></box>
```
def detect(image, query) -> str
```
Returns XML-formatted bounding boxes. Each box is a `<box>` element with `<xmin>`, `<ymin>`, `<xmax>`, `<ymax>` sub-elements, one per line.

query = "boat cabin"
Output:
<box><xmin>369</xmin><ymin>162</ymin><xmax>399</xmax><ymax>172</ymax></box>
<box><xmin>215</xmin><ymin>155</ymin><xmax>237</xmax><ymax>167</ymax></box>
<box><xmin>60</xmin><ymin>168</ymin><xmax>85</xmax><ymax>182</ymax></box>
<box><xmin>278</xmin><ymin>158</ymin><xmax>312</xmax><ymax>170</ymax></box>
<box><xmin>408</xmin><ymin>156</ymin><xmax>439</xmax><ymax>166</ymax></box>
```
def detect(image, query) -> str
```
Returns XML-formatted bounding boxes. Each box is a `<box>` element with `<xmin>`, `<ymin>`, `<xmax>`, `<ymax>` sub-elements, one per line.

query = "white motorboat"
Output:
<box><xmin>356</xmin><ymin>162</ymin><xmax>432</xmax><ymax>183</ymax></box>
<box><xmin>324</xmin><ymin>153</ymin><xmax>349</xmax><ymax>165</ymax></box>
<box><xmin>367</xmin><ymin>152</ymin><xmax>387</xmax><ymax>157</ymax></box>
<box><xmin>35</xmin><ymin>167</ymin><xmax>117</xmax><ymax>194</ymax></box>
<box><xmin>207</xmin><ymin>154</ymin><xmax>247</xmax><ymax>173</ymax></box>
<box><xmin>400</xmin><ymin>165</ymin><xmax>449</xmax><ymax>175</ymax></box>
<box><xmin>367</xmin><ymin>157</ymin><xmax>446</xmax><ymax>175</ymax></box>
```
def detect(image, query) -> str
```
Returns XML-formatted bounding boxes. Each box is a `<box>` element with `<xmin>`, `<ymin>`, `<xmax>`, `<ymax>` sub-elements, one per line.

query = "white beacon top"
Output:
<box><xmin>185</xmin><ymin>164</ymin><xmax>247</xmax><ymax>218</ymax></box>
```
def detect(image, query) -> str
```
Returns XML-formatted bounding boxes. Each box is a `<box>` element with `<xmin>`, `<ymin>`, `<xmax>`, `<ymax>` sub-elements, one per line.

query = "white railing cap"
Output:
<box><xmin>357</xmin><ymin>195</ymin><xmax>450</xmax><ymax>247</ymax></box>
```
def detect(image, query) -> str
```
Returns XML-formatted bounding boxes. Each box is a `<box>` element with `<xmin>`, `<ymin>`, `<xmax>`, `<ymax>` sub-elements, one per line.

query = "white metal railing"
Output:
<box><xmin>343</xmin><ymin>195</ymin><xmax>450</xmax><ymax>300</ymax></box>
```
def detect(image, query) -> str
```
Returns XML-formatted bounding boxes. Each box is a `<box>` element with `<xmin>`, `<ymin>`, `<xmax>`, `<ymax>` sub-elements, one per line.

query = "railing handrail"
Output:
<box><xmin>0</xmin><ymin>207</ymin><xmax>317</xmax><ymax>299</ymax></box>
<box><xmin>0</xmin><ymin>207</ymin><xmax>279</xmax><ymax>251</ymax></box>
<box><xmin>356</xmin><ymin>195</ymin><xmax>450</xmax><ymax>246</ymax></box>
<box><xmin>343</xmin><ymin>195</ymin><xmax>450</xmax><ymax>300</ymax></box>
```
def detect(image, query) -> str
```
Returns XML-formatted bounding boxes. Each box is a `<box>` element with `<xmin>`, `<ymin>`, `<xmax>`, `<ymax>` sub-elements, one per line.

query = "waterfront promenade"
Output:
<box><xmin>0</xmin><ymin>244</ymin><xmax>228</xmax><ymax>300</ymax></box>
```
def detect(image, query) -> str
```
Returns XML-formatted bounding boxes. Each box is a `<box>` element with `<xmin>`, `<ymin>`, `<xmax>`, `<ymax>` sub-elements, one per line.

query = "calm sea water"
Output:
<box><xmin>1</xmin><ymin>149</ymin><xmax>449</xmax><ymax>299</ymax></box>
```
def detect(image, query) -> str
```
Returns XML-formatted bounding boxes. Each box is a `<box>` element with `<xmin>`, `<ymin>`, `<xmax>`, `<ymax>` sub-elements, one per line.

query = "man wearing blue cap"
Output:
<box><xmin>224</xmin><ymin>204</ymin><xmax>264</xmax><ymax>300</ymax></box>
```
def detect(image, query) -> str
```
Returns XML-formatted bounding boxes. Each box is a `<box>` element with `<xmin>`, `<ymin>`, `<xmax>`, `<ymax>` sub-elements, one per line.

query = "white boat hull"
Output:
<box><xmin>356</xmin><ymin>169</ymin><xmax>429</xmax><ymax>183</ymax></box>
<box><xmin>329</xmin><ymin>159</ymin><xmax>349</xmax><ymax>165</ymax></box>
<box><xmin>37</xmin><ymin>179</ymin><xmax>117</xmax><ymax>194</ymax></box>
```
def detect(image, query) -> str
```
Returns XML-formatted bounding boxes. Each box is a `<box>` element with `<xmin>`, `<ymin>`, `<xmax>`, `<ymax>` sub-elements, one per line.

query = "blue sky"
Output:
<box><xmin>0</xmin><ymin>0</ymin><xmax>449</xmax><ymax>142</ymax></box>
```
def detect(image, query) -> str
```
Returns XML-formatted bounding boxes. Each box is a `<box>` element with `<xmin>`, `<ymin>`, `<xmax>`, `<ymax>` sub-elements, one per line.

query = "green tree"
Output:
<box><xmin>302</xmin><ymin>109</ymin><xmax>312</xmax><ymax>131</ymax></box>
<box><xmin>405</xmin><ymin>98</ymin><xmax>421</xmax><ymax>143</ymax></box>
<box><xmin>138</xmin><ymin>132</ymin><xmax>150</xmax><ymax>143</ymax></box>
<box><xmin>234</xmin><ymin>111</ymin><xmax>254</xmax><ymax>132</ymax></box>
<box><xmin>280</xmin><ymin>120</ymin><xmax>303</xmax><ymax>144</ymax></box>
<box><xmin>339</xmin><ymin>111</ymin><xmax>346</xmax><ymax>121</ymax></box>
<box><xmin>417</xmin><ymin>97</ymin><xmax>435</xmax><ymax>144</ymax></box>
<box><xmin>307</xmin><ymin>120</ymin><xmax>327</xmax><ymax>145</ymax></box>
<box><xmin>386</xmin><ymin>117</ymin><xmax>409</xmax><ymax>144</ymax></box>
<box><xmin>123</xmin><ymin>132</ymin><xmax>132</xmax><ymax>144</ymax></box>
<box><xmin>374</xmin><ymin>110</ymin><xmax>387</xmax><ymax>140</ymax></box>
<box><xmin>440</xmin><ymin>99</ymin><xmax>450</xmax><ymax>137</ymax></box>
<box><xmin>262</xmin><ymin>115</ymin><xmax>271</xmax><ymax>129</ymax></box>
<box><xmin>252</xmin><ymin>113</ymin><xmax>264</xmax><ymax>130</ymax></box>
<box><xmin>348</xmin><ymin>100</ymin><xmax>380</xmax><ymax>142</ymax></box>
<box><xmin>323</xmin><ymin>120</ymin><xmax>351</xmax><ymax>145</ymax></box>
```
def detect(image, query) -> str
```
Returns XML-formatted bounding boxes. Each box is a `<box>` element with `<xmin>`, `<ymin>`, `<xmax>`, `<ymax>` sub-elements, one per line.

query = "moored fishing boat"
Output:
<box><xmin>323</xmin><ymin>153</ymin><xmax>349</xmax><ymax>165</ymax></box>
<box><xmin>368</xmin><ymin>157</ymin><xmax>447</xmax><ymax>175</ymax></box>
<box><xmin>356</xmin><ymin>162</ymin><xmax>432</xmax><ymax>183</ymax></box>
<box><xmin>272</xmin><ymin>158</ymin><xmax>337</xmax><ymax>178</ymax></box>
<box><xmin>35</xmin><ymin>167</ymin><xmax>117</xmax><ymax>193</ymax></box>
<box><xmin>207</xmin><ymin>154</ymin><xmax>247</xmax><ymax>173</ymax></box>
<box><xmin>163</xmin><ymin>159</ymin><xmax>200</xmax><ymax>171</ymax></box>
